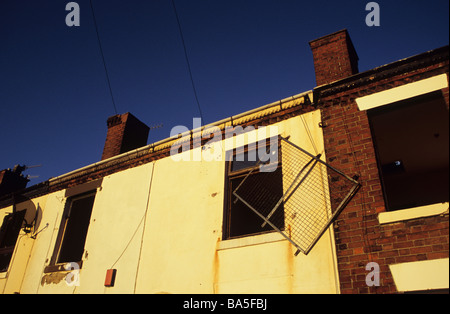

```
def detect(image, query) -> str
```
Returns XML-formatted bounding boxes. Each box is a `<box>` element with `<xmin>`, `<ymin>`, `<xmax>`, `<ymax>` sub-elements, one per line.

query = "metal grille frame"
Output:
<box><xmin>233</xmin><ymin>136</ymin><xmax>361</xmax><ymax>256</ymax></box>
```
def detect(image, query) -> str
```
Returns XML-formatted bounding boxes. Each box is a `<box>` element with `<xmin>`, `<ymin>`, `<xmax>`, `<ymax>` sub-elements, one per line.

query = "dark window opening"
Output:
<box><xmin>223</xmin><ymin>138</ymin><xmax>284</xmax><ymax>239</ymax></box>
<box><xmin>0</xmin><ymin>210</ymin><xmax>26</xmax><ymax>272</ymax></box>
<box><xmin>56</xmin><ymin>192</ymin><xmax>96</xmax><ymax>264</ymax></box>
<box><xmin>368</xmin><ymin>91</ymin><xmax>449</xmax><ymax>211</ymax></box>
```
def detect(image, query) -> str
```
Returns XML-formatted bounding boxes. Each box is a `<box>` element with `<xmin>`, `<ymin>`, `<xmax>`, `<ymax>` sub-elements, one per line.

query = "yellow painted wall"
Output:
<box><xmin>78</xmin><ymin>162</ymin><xmax>154</xmax><ymax>294</ymax></box>
<box><xmin>33</xmin><ymin>163</ymin><xmax>154</xmax><ymax>294</ymax></box>
<box><xmin>2</xmin><ymin>109</ymin><xmax>341</xmax><ymax>294</ymax></box>
<box><xmin>134</xmin><ymin>147</ymin><xmax>225</xmax><ymax>294</ymax></box>
<box><xmin>212</xmin><ymin>111</ymin><xmax>340</xmax><ymax>294</ymax></box>
<box><xmin>0</xmin><ymin>194</ymin><xmax>48</xmax><ymax>294</ymax></box>
<box><xmin>135</xmin><ymin>110</ymin><xmax>340</xmax><ymax>294</ymax></box>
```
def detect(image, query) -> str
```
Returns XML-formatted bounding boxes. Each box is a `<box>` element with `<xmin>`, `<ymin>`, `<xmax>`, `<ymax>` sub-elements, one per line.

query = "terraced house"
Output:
<box><xmin>1</xmin><ymin>30</ymin><xmax>448</xmax><ymax>294</ymax></box>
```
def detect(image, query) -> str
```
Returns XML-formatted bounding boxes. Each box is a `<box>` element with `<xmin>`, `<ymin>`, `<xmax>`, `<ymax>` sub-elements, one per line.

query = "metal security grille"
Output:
<box><xmin>233</xmin><ymin>137</ymin><xmax>360</xmax><ymax>256</ymax></box>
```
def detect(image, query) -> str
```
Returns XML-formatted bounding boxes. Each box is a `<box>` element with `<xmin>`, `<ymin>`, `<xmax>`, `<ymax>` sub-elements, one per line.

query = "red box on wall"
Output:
<box><xmin>104</xmin><ymin>269</ymin><xmax>117</xmax><ymax>287</ymax></box>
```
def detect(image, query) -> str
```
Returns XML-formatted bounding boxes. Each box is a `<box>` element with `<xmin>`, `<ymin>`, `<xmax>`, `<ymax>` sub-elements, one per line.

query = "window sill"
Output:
<box><xmin>44</xmin><ymin>261</ymin><xmax>83</xmax><ymax>273</ymax></box>
<box><xmin>0</xmin><ymin>272</ymin><xmax>7</xmax><ymax>279</ymax></box>
<box><xmin>378</xmin><ymin>202</ymin><xmax>449</xmax><ymax>225</ymax></box>
<box><xmin>218</xmin><ymin>232</ymin><xmax>286</xmax><ymax>251</ymax></box>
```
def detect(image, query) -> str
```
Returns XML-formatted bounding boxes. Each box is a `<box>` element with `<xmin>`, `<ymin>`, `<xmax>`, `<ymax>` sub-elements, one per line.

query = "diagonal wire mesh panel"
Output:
<box><xmin>233</xmin><ymin>137</ymin><xmax>360</xmax><ymax>256</ymax></box>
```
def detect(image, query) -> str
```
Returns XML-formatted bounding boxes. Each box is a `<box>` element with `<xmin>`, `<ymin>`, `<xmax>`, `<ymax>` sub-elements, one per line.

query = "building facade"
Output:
<box><xmin>1</xmin><ymin>29</ymin><xmax>448</xmax><ymax>294</ymax></box>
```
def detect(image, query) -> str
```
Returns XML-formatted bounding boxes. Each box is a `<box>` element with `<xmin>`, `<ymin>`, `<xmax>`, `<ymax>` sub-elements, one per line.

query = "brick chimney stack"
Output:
<box><xmin>101</xmin><ymin>112</ymin><xmax>150</xmax><ymax>161</ymax></box>
<box><xmin>0</xmin><ymin>165</ymin><xmax>29</xmax><ymax>197</ymax></box>
<box><xmin>309</xmin><ymin>29</ymin><xmax>359</xmax><ymax>86</ymax></box>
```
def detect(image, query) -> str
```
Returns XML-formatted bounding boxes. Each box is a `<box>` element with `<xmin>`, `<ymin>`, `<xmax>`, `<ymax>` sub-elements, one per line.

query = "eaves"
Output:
<box><xmin>313</xmin><ymin>45</ymin><xmax>449</xmax><ymax>101</ymax></box>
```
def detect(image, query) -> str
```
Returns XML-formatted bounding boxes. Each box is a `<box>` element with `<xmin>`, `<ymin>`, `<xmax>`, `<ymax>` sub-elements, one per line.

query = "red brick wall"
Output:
<box><xmin>101</xmin><ymin>114</ymin><xmax>127</xmax><ymax>160</ymax></box>
<box><xmin>318</xmin><ymin>62</ymin><xmax>449</xmax><ymax>293</ymax></box>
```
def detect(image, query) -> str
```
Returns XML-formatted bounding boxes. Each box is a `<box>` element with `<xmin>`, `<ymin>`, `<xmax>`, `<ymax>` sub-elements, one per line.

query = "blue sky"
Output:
<box><xmin>0</xmin><ymin>0</ymin><xmax>448</xmax><ymax>186</ymax></box>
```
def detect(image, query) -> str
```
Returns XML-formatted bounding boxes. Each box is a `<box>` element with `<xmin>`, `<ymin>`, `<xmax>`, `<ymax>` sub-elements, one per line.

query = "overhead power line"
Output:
<box><xmin>170</xmin><ymin>0</ymin><xmax>205</xmax><ymax>124</ymax></box>
<box><xmin>89</xmin><ymin>0</ymin><xmax>118</xmax><ymax>115</ymax></box>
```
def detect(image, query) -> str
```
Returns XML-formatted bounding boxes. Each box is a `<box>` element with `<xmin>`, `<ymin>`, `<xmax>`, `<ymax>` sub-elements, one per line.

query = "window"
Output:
<box><xmin>223</xmin><ymin>138</ymin><xmax>284</xmax><ymax>240</ymax></box>
<box><xmin>50</xmin><ymin>191</ymin><xmax>96</xmax><ymax>267</ymax></box>
<box><xmin>0</xmin><ymin>210</ymin><xmax>25</xmax><ymax>272</ymax></box>
<box><xmin>368</xmin><ymin>91</ymin><xmax>449</xmax><ymax>211</ymax></box>
<box><xmin>223</xmin><ymin>135</ymin><xmax>360</xmax><ymax>255</ymax></box>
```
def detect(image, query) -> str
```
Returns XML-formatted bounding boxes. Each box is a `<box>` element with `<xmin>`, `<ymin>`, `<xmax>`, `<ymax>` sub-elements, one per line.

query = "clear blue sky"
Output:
<box><xmin>0</xmin><ymin>0</ymin><xmax>448</xmax><ymax>186</ymax></box>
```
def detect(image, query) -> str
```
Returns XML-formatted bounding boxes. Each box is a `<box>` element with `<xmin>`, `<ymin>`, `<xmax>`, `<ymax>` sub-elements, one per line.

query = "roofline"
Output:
<box><xmin>313</xmin><ymin>45</ymin><xmax>449</xmax><ymax>97</ymax></box>
<box><xmin>47</xmin><ymin>90</ymin><xmax>313</xmax><ymax>183</ymax></box>
<box><xmin>0</xmin><ymin>89</ymin><xmax>313</xmax><ymax>208</ymax></box>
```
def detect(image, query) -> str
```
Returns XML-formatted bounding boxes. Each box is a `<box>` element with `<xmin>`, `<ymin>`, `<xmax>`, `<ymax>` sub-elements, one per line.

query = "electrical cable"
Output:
<box><xmin>170</xmin><ymin>0</ymin><xmax>205</xmax><ymax>124</ymax></box>
<box><xmin>300</xmin><ymin>115</ymin><xmax>320</xmax><ymax>155</ymax></box>
<box><xmin>133</xmin><ymin>162</ymin><xmax>155</xmax><ymax>293</ymax></box>
<box><xmin>89</xmin><ymin>0</ymin><xmax>118</xmax><ymax>115</ymax></box>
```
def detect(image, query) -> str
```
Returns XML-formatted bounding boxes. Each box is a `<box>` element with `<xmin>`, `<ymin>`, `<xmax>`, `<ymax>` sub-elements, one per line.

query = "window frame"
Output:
<box><xmin>356</xmin><ymin>74</ymin><xmax>449</xmax><ymax>213</ymax></box>
<box><xmin>222</xmin><ymin>137</ymin><xmax>284</xmax><ymax>240</ymax></box>
<box><xmin>367</xmin><ymin>91</ymin><xmax>449</xmax><ymax>211</ymax></box>
<box><xmin>45</xmin><ymin>190</ymin><xmax>96</xmax><ymax>273</ymax></box>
